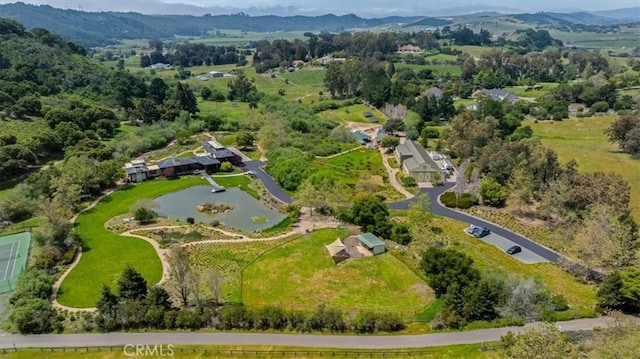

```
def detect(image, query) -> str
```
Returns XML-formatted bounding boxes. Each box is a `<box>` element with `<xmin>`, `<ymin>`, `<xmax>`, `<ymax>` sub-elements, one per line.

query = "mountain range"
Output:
<box><xmin>0</xmin><ymin>2</ymin><xmax>639</xmax><ymax>46</ymax></box>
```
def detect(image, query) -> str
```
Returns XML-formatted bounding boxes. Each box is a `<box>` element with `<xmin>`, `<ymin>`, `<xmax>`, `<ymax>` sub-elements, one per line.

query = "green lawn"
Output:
<box><xmin>187</xmin><ymin>235</ymin><xmax>298</xmax><ymax>303</ymax></box>
<box><xmin>317</xmin><ymin>104</ymin><xmax>385</xmax><ymax>123</ymax></box>
<box><xmin>526</xmin><ymin>116</ymin><xmax>640</xmax><ymax>221</ymax></box>
<box><xmin>243</xmin><ymin>229</ymin><xmax>434</xmax><ymax>315</ymax></box>
<box><xmin>280</xmin><ymin>69</ymin><xmax>326</xmax><ymax>86</ymax></box>
<box><xmin>396</xmin><ymin>63</ymin><xmax>461</xmax><ymax>77</ymax></box>
<box><xmin>311</xmin><ymin>148</ymin><xmax>404</xmax><ymax>201</ymax></box>
<box><xmin>57</xmin><ymin>175</ymin><xmax>253</xmax><ymax>308</ymax></box>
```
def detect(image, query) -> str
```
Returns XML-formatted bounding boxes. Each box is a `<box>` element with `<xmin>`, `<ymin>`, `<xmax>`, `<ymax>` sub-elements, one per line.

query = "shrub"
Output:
<box><xmin>551</xmin><ymin>294</ymin><xmax>569</xmax><ymax>311</ymax></box>
<box><xmin>440</xmin><ymin>192</ymin><xmax>476</xmax><ymax>209</ymax></box>
<box><xmin>60</xmin><ymin>247</ymin><xmax>78</xmax><ymax>265</ymax></box>
<box><xmin>400</xmin><ymin>176</ymin><xmax>417</xmax><ymax>188</ymax></box>
<box><xmin>390</xmin><ymin>222</ymin><xmax>412</xmax><ymax>245</ymax></box>
<box><xmin>219</xmin><ymin>161</ymin><xmax>234</xmax><ymax>172</ymax></box>
<box><xmin>590</xmin><ymin>101</ymin><xmax>609</xmax><ymax>114</ymax></box>
<box><xmin>134</xmin><ymin>207</ymin><xmax>157</xmax><ymax>224</ymax></box>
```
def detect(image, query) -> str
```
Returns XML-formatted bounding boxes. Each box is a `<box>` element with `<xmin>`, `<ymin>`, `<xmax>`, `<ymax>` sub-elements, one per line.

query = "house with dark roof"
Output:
<box><xmin>156</xmin><ymin>156</ymin><xmax>201</xmax><ymax>177</ymax></box>
<box><xmin>124</xmin><ymin>160</ymin><xmax>149</xmax><ymax>183</ymax></box>
<box><xmin>424</xmin><ymin>87</ymin><xmax>443</xmax><ymax>99</ymax></box>
<box><xmin>202</xmin><ymin>140</ymin><xmax>241</xmax><ymax>165</ymax></box>
<box><xmin>124</xmin><ymin>154</ymin><xmax>221</xmax><ymax>182</ymax></box>
<box><xmin>473</xmin><ymin>89</ymin><xmax>519</xmax><ymax>102</ymax></box>
<box><xmin>394</xmin><ymin>140</ymin><xmax>440</xmax><ymax>182</ymax></box>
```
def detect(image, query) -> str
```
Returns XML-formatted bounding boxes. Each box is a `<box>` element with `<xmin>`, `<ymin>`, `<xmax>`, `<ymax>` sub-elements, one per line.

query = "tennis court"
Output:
<box><xmin>0</xmin><ymin>232</ymin><xmax>31</xmax><ymax>293</ymax></box>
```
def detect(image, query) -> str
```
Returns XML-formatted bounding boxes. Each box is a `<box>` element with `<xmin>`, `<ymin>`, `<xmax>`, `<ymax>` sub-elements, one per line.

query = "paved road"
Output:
<box><xmin>388</xmin><ymin>184</ymin><xmax>562</xmax><ymax>263</ymax></box>
<box><xmin>243</xmin><ymin>161</ymin><xmax>293</xmax><ymax>204</ymax></box>
<box><xmin>244</xmin><ymin>159</ymin><xmax>562</xmax><ymax>264</ymax></box>
<box><xmin>0</xmin><ymin>318</ymin><xmax>609</xmax><ymax>349</ymax></box>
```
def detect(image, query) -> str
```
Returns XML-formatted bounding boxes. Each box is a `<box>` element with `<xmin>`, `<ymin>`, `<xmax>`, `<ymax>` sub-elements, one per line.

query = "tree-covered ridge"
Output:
<box><xmin>0</xmin><ymin>19</ymin><xmax>103</xmax><ymax>100</ymax></box>
<box><xmin>0</xmin><ymin>3</ymin><xmax>427</xmax><ymax>46</ymax></box>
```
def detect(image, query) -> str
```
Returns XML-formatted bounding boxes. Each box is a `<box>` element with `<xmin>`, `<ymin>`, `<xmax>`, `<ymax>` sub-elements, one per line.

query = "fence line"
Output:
<box><xmin>2</xmin><ymin>346</ymin><xmax>438</xmax><ymax>357</ymax></box>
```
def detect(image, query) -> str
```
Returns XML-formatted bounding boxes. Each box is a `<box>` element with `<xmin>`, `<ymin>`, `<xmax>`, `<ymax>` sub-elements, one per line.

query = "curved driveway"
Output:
<box><xmin>243</xmin><ymin>160</ymin><xmax>293</xmax><ymax>204</ymax></box>
<box><xmin>388</xmin><ymin>183</ymin><xmax>562</xmax><ymax>263</ymax></box>
<box><xmin>244</xmin><ymin>161</ymin><xmax>561</xmax><ymax>263</ymax></box>
<box><xmin>0</xmin><ymin>318</ymin><xmax>610</xmax><ymax>349</ymax></box>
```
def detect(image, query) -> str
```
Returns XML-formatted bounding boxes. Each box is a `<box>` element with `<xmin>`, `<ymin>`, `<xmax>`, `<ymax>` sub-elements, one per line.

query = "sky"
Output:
<box><xmin>2</xmin><ymin>0</ymin><xmax>640</xmax><ymax>16</ymax></box>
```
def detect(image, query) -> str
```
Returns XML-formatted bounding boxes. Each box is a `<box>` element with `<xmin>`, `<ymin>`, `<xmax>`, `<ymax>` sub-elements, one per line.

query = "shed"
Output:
<box><xmin>356</xmin><ymin>233</ymin><xmax>386</xmax><ymax>255</ymax></box>
<box><xmin>209</xmin><ymin>71</ymin><xmax>224</xmax><ymax>78</ymax></box>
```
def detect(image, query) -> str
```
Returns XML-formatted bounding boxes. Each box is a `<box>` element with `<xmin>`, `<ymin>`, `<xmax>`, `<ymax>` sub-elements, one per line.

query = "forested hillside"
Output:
<box><xmin>0</xmin><ymin>3</ymin><xmax>424</xmax><ymax>46</ymax></box>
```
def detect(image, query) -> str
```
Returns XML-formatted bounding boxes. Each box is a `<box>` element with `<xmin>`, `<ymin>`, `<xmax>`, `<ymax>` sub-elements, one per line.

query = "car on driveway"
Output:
<box><xmin>506</xmin><ymin>245</ymin><xmax>522</xmax><ymax>255</ymax></box>
<box><xmin>466</xmin><ymin>225</ymin><xmax>491</xmax><ymax>238</ymax></box>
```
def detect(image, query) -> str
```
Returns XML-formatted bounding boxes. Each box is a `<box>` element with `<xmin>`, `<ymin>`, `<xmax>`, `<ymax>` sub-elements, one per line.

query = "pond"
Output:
<box><xmin>154</xmin><ymin>186</ymin><xmax>286</xmax><ymax>232</ymax></box>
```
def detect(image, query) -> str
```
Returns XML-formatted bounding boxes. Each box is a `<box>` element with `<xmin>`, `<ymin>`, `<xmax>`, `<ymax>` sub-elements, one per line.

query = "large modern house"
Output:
<box><xmin>395</xmin><ymin>140</ymin><xmax>441</xmax><ymax>182</ymax></box>
<box><xmin>202</xmin><ymin>140</ymin><xmax>242</xmax><ymax>165</ymax></box>
<box><xmin>123</xmin><ymin>140</ymin><xmax>239</xmax><ymax>183</ymax></box>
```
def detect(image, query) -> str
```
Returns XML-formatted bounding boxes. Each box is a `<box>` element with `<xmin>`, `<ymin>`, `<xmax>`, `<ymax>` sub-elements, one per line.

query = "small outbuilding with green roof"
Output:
<box><xmin>356</xmin><ymin>233</ymin><xmax>386</xmax><ymax>255</ymax></box>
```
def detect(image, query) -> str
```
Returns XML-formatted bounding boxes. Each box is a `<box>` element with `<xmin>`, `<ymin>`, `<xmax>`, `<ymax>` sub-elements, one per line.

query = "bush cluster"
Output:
<box><xmin>217</xmin><ymin>304</ymin><xmax>404</xmax><ymax>333</ymax></box>
<box><xmin>440</xmin><ymin>192</ymin><xmax>476</xmax><ymax>209</ymax></box>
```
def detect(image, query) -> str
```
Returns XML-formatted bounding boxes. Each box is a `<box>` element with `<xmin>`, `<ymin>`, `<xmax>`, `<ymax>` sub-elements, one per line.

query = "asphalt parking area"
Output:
<box><xmin>465</xmin><ymin>230</ymin><xmax>549</xmax><ymax>264</ymax></box>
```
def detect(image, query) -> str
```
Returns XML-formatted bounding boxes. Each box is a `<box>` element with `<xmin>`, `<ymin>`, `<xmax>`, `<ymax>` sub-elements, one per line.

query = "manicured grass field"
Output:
<box><xmin>394</xmin><ymin>217</ymin><xmax>596</xmax><ymax>310</ymax></box>
<box><xmin>280</xmin><ymin>69</ymin><xmax>326</xmax><ymax>86</ymax></box>
<box><xmin>396</xmin><ymin>63</ymin><xmax>462</xmax><ymax>77</ymax></box>
<box><xmin>526</xmin><ymin>116</ymin><xmax>640</xmax><ymax>221</ymax></box>
<box><xmin>311</xmin><ymin>148</ymin><xmax>404</xmax><ymax>201</ymax></box>
<box><xmin>187</xmin><ymin>235</ymin><xmax>298</xmax><ymax>303</ymax></box>
<box><xmin>242</xmin><ymin>229</ymin><xmax>434</xmax><ymax>315</ymax></box>
<box><xmin>317</xmin><ymin>104</ymin><xmax>386</xmax><ymax>124</ymax></box>
<box><xmin>4</xmin><ymin>343</ymin><xmax>505</xmax><ymax>359</ymax></box>
<box><xmin>57</xmin><ymin>175</ymin><xmax>253</xmax><ymax>308</ymax></box>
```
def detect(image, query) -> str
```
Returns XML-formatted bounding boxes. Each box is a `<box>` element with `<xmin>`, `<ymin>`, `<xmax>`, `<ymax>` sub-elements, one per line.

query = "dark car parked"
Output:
<box><xmin>466</xmin><ymin>225</ymin><xmax>490</xmax><ymax>238</ymax></box>
<box><xmin>506</xmin><ymin>245</ymin><xmax>522</xmax><ymax>255</ymax></box>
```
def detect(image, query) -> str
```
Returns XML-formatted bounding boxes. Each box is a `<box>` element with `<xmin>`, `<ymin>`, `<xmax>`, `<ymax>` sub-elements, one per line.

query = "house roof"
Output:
<box><xmin>125</xmin><ymin>165</ymin><xmax>148</xmax><ymax>175</ymax></box>
<box><xmin>156</xmin><ymin>156</ymin><xmax>199</xmax><ymax>169</ymax></box>
<box><xmin>195</xmin><ymin>156</ymin><xmax>220</xmax><ymax>166</ymax></box>
<box><xmin>203</xmin><ymin>141</ymin><xmax>235</xmax><ymax>159</ymax></box>
<box><xmin>396</xmin><ymin>140</ymin><xmax>439</xmax><ymax>172</ymax></box>
<box><xmin>474</xmin><ymin>89</ymin><xmax>518</xmax><ymax>102</ymax></box>
<box><xmin>356</xmin><ymin>233</ymin><xmax>385</xmax><ymax>249</ymax></box>
<box><xmin>424</xmin><ymin>87</ymin><xmax>443</xmax><ymax>99</ymax></box>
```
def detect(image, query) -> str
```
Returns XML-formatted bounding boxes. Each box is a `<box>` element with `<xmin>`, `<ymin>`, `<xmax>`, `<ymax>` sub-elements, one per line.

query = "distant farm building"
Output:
<box><xmin>473</xmin><ymin>88</ymin><xmax>519</xmax><ymax>103</ymax></box>
<box><xmin>208</xmin><ymin>71</ymin><xmax>224</xmax><ymax>78</ymax></box>
<box><xmin>149</xmin><ymin>63</ymin><xmax>172</xmax><ymax>70</ymax></box>
<box><xmin>317</xmin><ymin>56</ymin><xmax>346</xmax><ymax>65</ymax></box>
<box><xmin>395</xmin><ymin>140</ymin><xmax>440</xmax><ymax>182</ymax></box>
<box><xmin>398</xmin><ymin>45</ymin><xmax>422</xmax><ymax>53</ymax></box>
